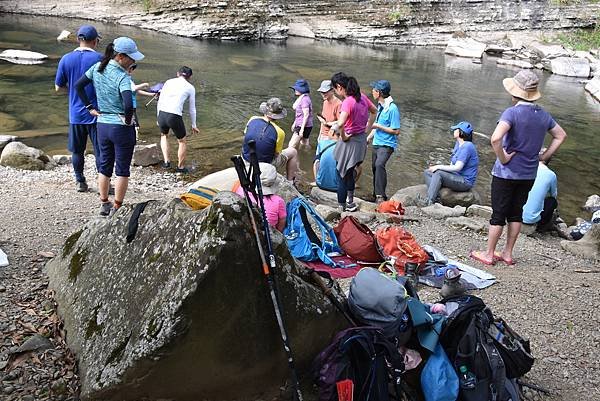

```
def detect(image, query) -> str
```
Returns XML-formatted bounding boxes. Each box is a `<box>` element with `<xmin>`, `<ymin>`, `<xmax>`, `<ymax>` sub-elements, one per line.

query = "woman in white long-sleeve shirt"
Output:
<box><xmin>157</xmin><ymin>66</ymin><xmax>199</xmax><ymax>173</ymax></box>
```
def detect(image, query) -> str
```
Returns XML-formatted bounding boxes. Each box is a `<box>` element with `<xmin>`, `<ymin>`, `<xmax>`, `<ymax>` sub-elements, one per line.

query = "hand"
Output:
<box><xmin>367</xmin><ymin>133</ymin><xmax>374</xmax><ymax>143</ymax></box>
<box><xmin>90</xmin><ymin>109</ymin><xmax>101</xmax><ymax>117</ymax></box>
<box><xmin>501</xmin><ymin>149</ymin><xmax>516</xmax><ymax>164</ymax></box>
<box><xmin>139</xmin><ymin>82</ymin><xmax>150</xmax><ymax>89</ymax></box>
<box><xmin>428</xmin><ymin>165</ymin><xmax>439</xmax><ymax>173</ymax></box>
<box><xmin>191</xmin><ymin>127</ymin><xmax>200</xmax><ymax>135</ymax></box>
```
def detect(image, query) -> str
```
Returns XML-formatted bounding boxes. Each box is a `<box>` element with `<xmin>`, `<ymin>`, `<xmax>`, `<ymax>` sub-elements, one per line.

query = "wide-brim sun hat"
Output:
<box><xmin>113</xmin><ymin>37</ymin><xmax>145</xmax><ymax>62</ymax></box>
<box><xmin>259</xmin><ymin>163</ymin><xmax>278</xmax><ymax>195</ymax></box>
<box><xmin>259</xmin><ymin>97</ymin><xmax>287</xmax><ymax>120</ymax></box>
<box><xmin>502</xmin><ymin>70</ymin><xmax>541</xmax><ymax>101</ymax></box>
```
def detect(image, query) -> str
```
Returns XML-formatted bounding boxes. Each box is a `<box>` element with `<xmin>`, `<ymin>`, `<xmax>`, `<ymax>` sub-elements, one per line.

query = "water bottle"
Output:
<box><xmin>459</xmin><ymin>365</ymin><xmax>477</xmax><ymax>389</ymax></box>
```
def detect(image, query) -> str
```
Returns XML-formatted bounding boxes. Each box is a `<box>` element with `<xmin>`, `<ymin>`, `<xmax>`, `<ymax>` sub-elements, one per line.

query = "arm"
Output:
<box><xmin>132</xmin><ymin>82</ymin><xmax>150</xmax><ymax>92</ymax></box>
<box><xmin>276</xmin><ymin>217</ymin><xmax>286</xmax><ymax>232</ymax></box>
<box><xmin>490</xmin><ymin>121</ymin><xmax>515</xmax><ymax>164</ymax></box>
<box><xmin>55</xmin><ymin>85</ymin><xmax>67</xmax><ymax>93</ymax></box>
<box><xmin>332</xmin><ymin>111</ymin><xmax>349</xmax><ymax>142</ymax></box>
<box><xmin>540</xmin><ymin>124</ymin><xmax>567</xmax><ymax>163</ymax></box>
<box><xmin>299</xmin><ymin>107</ymin><xmax>310</xmax><ymax>132</ymax></box>
<box><xmin>121</xmin><ymin>90</ymin><xmax>134</xmax><ymax>125</ymax></box>
<box><xmin>136</xmin><ymin>89</ymin><xmax>155</xmax><ymax>97</ymax></box>
<box><xmin>429</xmin><ymin>161</ymin><xmax>464</xmax><ymax>173</ymax></box>
<box><xmin>54</xmin><ymin>58</ymin><xmax>67</xmax><ymax>93</ymax></box>
<box><xmin>188</xmin><ymin>88</ymin><xmax>198</xmax><ymax>133</ymax></box>
<box><xmin>365</xmin><ymin>101</ymin><xmax>377</xmax><ymax>134</ymax></box>
<box><xmin>74</xmin><ymin>75</ymin><xmax>100</xmax><ymax>117</ymax></box>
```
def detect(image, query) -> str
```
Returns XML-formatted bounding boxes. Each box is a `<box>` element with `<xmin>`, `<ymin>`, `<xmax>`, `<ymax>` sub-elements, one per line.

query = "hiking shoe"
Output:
<box><xmin>345</xmin><ymin>202</ymin><xmax>358</xmax><ymax>212</ymax></box>
<box><xmin>440</xmin><ymin>269</ymin><xmax>465</xmax><ymax>298</ymax></box>
<box><xmin>108</xmin><ymin>207</ymin><xmax>119</xmax><ymax>217</ymax></box>
<box><xmin>77</xmin><ymin>181</ymin><xmax>88</xmax><ymax>193</ymax></box>
<box><xmin>375</xmin><ymin>195</ymin><xmax>385</xmax><ymax>205</ymax></box>
<box><xmin>161</xmin><ymin>161</ymin><xmax>171</xmax><ymax>169</ymax></box>
<box><xmin>404</xmin><ymin>262</ymin><xmax>419</xmax><ymax>289</ymax></box>
<box><xmin>99</xmin><ymin>201</ymin><xmax>113</xmax><ymax>216</ymax></box>
<box><xmin>175</xmin><ymin>167</ymin><xmax>189</xmax><ymax>174</ymax></box>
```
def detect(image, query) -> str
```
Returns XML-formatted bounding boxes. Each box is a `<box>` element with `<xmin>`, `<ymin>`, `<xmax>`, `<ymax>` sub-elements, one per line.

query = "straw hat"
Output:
<box><xmin>502</xmin><ymin>70</ymin><xmax>541</xmax><ymax>101</ymax></box>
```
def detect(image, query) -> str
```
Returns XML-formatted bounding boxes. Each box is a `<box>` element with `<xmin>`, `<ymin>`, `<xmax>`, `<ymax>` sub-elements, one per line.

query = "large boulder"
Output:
<box><xmin>585</xmin><ymin>76</ymin><xmax>600</xmax><ymax>101</ymax></box>
<box><xmin>439</xmin><ymin>187</ymin><xmax>482</xmax><ymax>208</ymax></box>
<box><xmin>444</xmin><ymin>37</ymin><xmax>486</xmax><ymax>59</ymax></box>
<box><xmin>46</xmin><ymin>193</ymin><xmax>348</xmax><ymax>400</ymax></box>
<box><xmin>0</xmin><ymin>134</ymin><xmax>17</xmax><ymax>153</ymax></box>
<box><xmin>390</xmin><ymin>184</ymin><xmax>428</xmax><ymax>207</ymax></box>
<box><xmin>0</xmin><ymin>141</ymin><xmax>55</xmax><ymax>170</ymax></box>
<box><xmin>421</xmin><ymin>203</ymin><xmax>466</xmax><ymax>219</ymax></box>
<box><xmin>466</xmin><ymin>204</ymin><xmax>493</xmax><ymax>220</ymax></box>
<box><xmin>548</xmin><ymin>57</ymin><xmax>590</xmax><ymax>78</ymax></box>
<box><xmin>561</xmin><ymin>224</ymin><xmax>600</xmax><ymax>260</ymax></box>
<box><xmin>529</xmin><ymin>42</ymin><xmax>571</xmax><ymax>59</ymax></box>
<box><xmin>132</xmin><ymin>144</ymin><xmax>161</xmax><ymax>167</ymax></box>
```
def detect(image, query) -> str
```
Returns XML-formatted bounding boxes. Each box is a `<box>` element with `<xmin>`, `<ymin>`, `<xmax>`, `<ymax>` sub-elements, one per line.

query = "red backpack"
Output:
<box><xmin>375</xmin><ymin>226</ymin><xmax>429</xmax><ymax>273</ymax></box>
<box><xmin>333</xmin><ymin>216</ymin><xmax>383</xmax><ymax>263</ymax></box>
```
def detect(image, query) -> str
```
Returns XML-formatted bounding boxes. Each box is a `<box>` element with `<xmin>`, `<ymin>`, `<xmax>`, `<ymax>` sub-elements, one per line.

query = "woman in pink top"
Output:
<box><xmin>288</xmin><ymin>78</ymin><xmax>314</xmax><ymax>150</ymax></box>
<box><xmin>235</xmin><ymin>163</ymin><xmax>287</xmax><ymax>232</ymax></box>
<box><xmin>327</xmin><ymin>72</ymin><xmax>377</xmax><ymax>212</ymax></box>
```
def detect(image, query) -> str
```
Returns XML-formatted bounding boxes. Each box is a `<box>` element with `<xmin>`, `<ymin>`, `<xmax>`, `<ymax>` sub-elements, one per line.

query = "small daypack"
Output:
<box><xmin>313</xmin><ymin>326</ymin><xmax>406</xmax><ymax>401</ymax></box>
<box><xmin>180</xmin><ymin>186</ymin><xmax>219</xmax><ymax>210</ymax></box>
<box><xmin>284</xmin><ymin>197</ymin><xmax>341</xmax><ymax>266</ymax></box>
<box><xmin>347</xmin><ymin>268</ymin><xmax>409</xmax><ymax>338</ymax></box>
<box><xmin>489</xmin><ymin>318</ymin><xmax>534</xmax><ymax>379</ymax></box>
<box><xmin>334</xmin><ymin>216</ymin><xmax>383</xmax><ymax>263</ymax></box>
<box><xmin>375</xmin><ymin>226</ymin><xmax>429</xmax><ymax>273</ymax></box>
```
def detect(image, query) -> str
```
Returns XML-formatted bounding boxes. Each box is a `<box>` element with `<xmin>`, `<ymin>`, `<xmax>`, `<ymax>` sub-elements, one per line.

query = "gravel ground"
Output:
<box><xmin>0</xmin><ymin>158</ymin><xmax>598</xmax><ymax>400</ymax></box>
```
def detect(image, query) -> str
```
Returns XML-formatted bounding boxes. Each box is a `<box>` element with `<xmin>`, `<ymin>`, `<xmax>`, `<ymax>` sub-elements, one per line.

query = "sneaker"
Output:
<box><xmin>77</xmin><ymin>181</ymin><xmax>88</xmax><ymax>193</ymax></box>
<box><xmin>404</xmin><ymin>262</ymin><xmax>419</xmax><ymax>289</ymax></box>
<box><xmin>99</xmin><ymin>201</ymin><xmax>113</xmax><ymax>216</ymax></box>
<box><xmin>175</xmin><ymin>167</ymin><xmax>189</xmax><ymax>174</ymax></box>
<box><xmin>108</xmin><ymin>207</ymin><xmax>119</xmax><ymax>217</ymax></box>
<box><xmin>161</xmin><ymin>161</ymin><xmax>171</xmax><ymax>169</ymax></box>
<box><xmin>345</xmin><ymin>202</ymin><xmax>358</xmax><ymax>212</ymax></box>
<box><xmin>375</xmin><ymin>195</ymin><xmax>385</xmax><ymax>205</ymax></box>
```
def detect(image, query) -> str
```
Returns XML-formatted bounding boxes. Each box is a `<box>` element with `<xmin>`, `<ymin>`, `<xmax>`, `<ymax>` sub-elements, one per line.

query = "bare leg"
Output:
<box><xmin>98</xmin><ymin>173</ymin><xmax>110</xmax><ymax>200</ymax></box>
<box><xmin>501</xmin><ymin>222</ymin><xmax>521</xmax><ymax>261</ymax></box>
<box><xmin>160</xmin><ymin>134</ymin><xmax>170</xmax><ymax>163</ymax></box>
<box><xmin>177</xmin><ymin>138</ymin><xmax>187</xmax><ymax>168</ymax></box>
<box><xmin>313</xmin><ymin>160</ymin><xmax>319</xmax><ymax>181</ymax></box>
<box><xmin>484</xmin><ymin>224</ymin><xmax>504</xmax><ymax>261</ymax></box>
<box><xmin>114</xmin><ymin>176</ymin><xmax>129</xmax><ymax>206</ymax></box>
<box><xmin>283</xmin><ymin>147</ymin><xmax>298</xmax><ymax>181</ymax></box>
<box><xmin>288</xmin><ymin>133</ymin><xmax>301</xmax><ymax>149</ymax></box>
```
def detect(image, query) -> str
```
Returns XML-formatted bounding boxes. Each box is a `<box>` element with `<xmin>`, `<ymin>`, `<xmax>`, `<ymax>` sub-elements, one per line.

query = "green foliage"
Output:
<box><xmin>388</xmin><ymin>5</ymin><xmax>411</xmax><ymax>22</ymax></box>
<box><xmin>556</xmin><ymin>27</ymin><xmax>600</xmax><ymax>51</ymax></box>
<box><xmin>140</xmin><ymin>0</ymin><xmax>153</xmax><ymax>12</ymax></box>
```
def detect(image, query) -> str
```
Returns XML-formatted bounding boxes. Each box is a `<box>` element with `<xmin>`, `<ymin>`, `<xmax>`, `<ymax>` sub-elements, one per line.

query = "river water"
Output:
<box><xmin>1</xmin><ymin>14</ymin><xmax>598</xmax><ymax>222</ymax></box>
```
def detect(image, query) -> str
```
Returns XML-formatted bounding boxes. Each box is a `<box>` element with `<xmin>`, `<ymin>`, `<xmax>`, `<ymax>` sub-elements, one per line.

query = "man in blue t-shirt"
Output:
<box><xmin>367</xmin><ymin>80</ymin><xmax>401</xmax><ymax>203</ymax></box>
<box><xmin>423</xmin><ymin>121</ymin><xmax>479</xmax><ymax>205</ymax></box>
<box><xmin>55</xmin><ymin>25</ymin><xmax>102</xmax><ymax>192</ymax></box>
<box><xmin>313</xmin><ymin>138</ymin><xmax>339</xmax><ymax>192</ymax></box>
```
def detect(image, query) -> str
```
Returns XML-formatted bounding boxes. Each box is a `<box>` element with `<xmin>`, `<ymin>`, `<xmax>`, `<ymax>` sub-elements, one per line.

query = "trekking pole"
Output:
<box><xmin>308</xmin><ymin>270</ymin><xmax>357</xmax><ymax>326</ymax></box>
<box><xmin>231</xmin><ymin>151</ymin><xmax>304</xmax><ymax>401</ymax></box>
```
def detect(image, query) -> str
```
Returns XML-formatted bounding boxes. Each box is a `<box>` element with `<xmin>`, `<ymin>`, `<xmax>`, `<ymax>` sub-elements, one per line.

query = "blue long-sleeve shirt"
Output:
<box><xmin>522</xmin><ymin>164</ymin><xmax>558</xmax><ymax>224</ymax></box>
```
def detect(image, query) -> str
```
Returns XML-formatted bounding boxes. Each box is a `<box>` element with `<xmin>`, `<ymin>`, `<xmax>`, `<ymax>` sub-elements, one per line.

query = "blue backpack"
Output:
<box><xmin>284</xmin><ymin>197</ymin><xmax>341</xmax><ymax>266</ymax></box>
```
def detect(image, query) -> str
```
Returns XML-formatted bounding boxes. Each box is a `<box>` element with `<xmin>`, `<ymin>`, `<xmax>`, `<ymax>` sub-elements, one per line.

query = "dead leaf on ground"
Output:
<box><xmin>24</xmin><ymin>308</ymin><xmax>37</xmax><ymax>316</ymax></box>
<box><xmin>37</xmin><ymin>251</ymin><xmax>55</xmax><ymax>258</ymax></box>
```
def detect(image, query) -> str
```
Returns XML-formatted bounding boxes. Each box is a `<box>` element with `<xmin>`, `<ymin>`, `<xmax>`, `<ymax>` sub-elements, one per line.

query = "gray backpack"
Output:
<box><xmin>348</xmin><ymin>268</ymin><xmax>409</xmax><ymax>337</ymax></box>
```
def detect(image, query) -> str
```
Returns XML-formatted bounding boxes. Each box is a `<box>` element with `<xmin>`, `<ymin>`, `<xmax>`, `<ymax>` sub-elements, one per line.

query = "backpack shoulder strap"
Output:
<box><xmin>316</xmin><ymin>141</ymin><xmax>336</xmax><ymax>159</ymax></box>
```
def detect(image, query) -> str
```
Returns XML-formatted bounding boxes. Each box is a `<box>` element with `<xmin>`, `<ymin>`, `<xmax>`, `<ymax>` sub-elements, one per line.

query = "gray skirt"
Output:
<box><xmin>334</xmin><ymin>133</ymin><xmax>367</xmax><ymax>177</ymax></box>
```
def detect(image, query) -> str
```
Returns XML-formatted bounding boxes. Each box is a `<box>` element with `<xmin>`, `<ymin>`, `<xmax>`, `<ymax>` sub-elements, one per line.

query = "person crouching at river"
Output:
<box><xmin>75</xmin><ymin>37</ymin><xmax>145</xmax><ymax>216</ymax></box>
<box><xmin>367</xmin><ymin>80</ymin><xmax>401</xmax><ymax>204</ymax></box>
<box><xmin>470</xmin><ymin>70</ymin><xmax>567</xmax><ymax>266</ymax></box>
<box><xmin>423</xmin><ymin>121</ymin><xmax>479</xmax><ymax>206</ymax></box>
<box><xmin>242</xmin><ymin>98</ymin><xmax>299</xmax><ymax>183</ymax></box>
<box><xmin>287</xmin><ymin>79</ymin><xmax>314</xmax><ymax>150</ymax></box>
<box><xmin>329</xmin><ymin>72</ymin><xmax>377</xmax><ymax>212</ymax></box>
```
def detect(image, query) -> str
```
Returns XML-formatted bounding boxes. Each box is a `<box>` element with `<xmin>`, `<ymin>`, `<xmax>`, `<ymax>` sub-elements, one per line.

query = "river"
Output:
<box><xmin>1</xmin><ymin>14</ymin><xmax>598</xmax><ymax>223</ymax></box>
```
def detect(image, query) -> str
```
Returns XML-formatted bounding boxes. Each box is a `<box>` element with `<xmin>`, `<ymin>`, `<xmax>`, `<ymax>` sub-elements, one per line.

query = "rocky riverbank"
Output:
<box><xmin>0</xmin><ymin>158</ymin><xmax>599</xmax><ymax>400</ymax></box>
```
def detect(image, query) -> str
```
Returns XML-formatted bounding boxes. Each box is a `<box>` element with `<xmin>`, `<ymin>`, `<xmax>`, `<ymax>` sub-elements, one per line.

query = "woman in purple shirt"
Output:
<box><xmin>288</xmin><ymin>79</ymin><xmax>314</xmax><ymax>150</ymax></box>
<box><xmin>327</xmin><ymin>72</ymin><xmax>377</xmax><ymax>212</ymax></box>
<box><xmin>471</xmin><ymin>70</ymin><xmax>567</xmax><ymax>266</ymax></box>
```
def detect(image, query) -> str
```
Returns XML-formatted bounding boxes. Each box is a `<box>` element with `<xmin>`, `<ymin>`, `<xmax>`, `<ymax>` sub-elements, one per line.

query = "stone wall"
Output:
<box><xmin>0</xmin><ymin>0</ymin><xmax>598</xmax><ymax>45</ymax></box>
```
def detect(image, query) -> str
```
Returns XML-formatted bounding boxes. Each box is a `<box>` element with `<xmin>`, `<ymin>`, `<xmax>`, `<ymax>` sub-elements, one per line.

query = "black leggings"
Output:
<box><xmin>337</xmin><ymin>165</ymin><xmax>357</xmax><ymax>205</ymax></box>
<box><xmin>490</xmin><ymin>176</ymin><xmax>535</xmax><ymax>226</ymax></box>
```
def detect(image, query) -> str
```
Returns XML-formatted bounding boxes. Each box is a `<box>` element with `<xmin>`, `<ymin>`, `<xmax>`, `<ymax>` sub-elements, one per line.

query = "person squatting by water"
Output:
<box><xmin>423</xmin><ymin>121</ymin><xmax>479</xmax><ymax>206</ymax></box>
<box><xmin>470</xmin><ymin>69</ymin><xmax>567</xmax><ymax>267</ymax></box>
<box><xmin>522</xmin><ymin>150</ymin><xmax>560</xmax><ymax>233</ymax></box>
<box><xmin>242</xmin><ymin>97</ymin><xmax>299</xmax><ymax>182</ymax></box>
<box><xmin>157</xmin><ymin>66</ymin><xmax>199</xmax><ymax>173</ymax></box>
<box><xmin>367</xmin><ymin>79</ymin><xmax>401</xmax><ymax>204</ymax></box>
<box><xmin>54</xmin><ymin>25</ymin><xmax>103</xmax><ymax>193</ymax></box>
<box><xmin>75</xmin><ymin>37</ymin><xmax>145</xmax><ymax>216</ymax></box>
<box><xmin>329</xmin><ymin>72</ymin><xmax>377</xmax><ymax>212</ymax></box>
<box><xmin>288</xmin><ymin>78</ymin><xmax>314</xmax><ymax>150</ymax></box>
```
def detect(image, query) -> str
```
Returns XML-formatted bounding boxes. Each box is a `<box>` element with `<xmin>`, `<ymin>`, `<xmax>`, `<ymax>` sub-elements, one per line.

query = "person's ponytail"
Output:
<box><xmin>98</xmin><ymin>43</ymin><xmax>115</xmax><ymax>73</ymax></box>
<box><xmin>346</xmin><ymin>77</ymin><xmax>361</xmax><ymax>102</ymax></box>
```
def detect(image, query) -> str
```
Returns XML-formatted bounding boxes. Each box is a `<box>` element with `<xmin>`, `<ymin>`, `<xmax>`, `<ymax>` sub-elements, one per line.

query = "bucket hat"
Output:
<box><xmin>502</xmin><ymin>70</ymin><xmax>541</xmax><ymax>101</ymax></box>
<box><xmin>290</xmin><ymin>79</ymin><xmax>310</xmax><ymax>94</ymax></box>
<box><xmin>113</xmin><ymin>37</ymin><xmax>145</xmax><ymax>61</ymax></box>
<box><xmin>259</xmin><ymin>97</ymin><xmax>287</xmax><ymax>120</ymax></box>
<box><xmin>258</xmin><ymin>163</ymin><xmax>278</xmax><ymax>195</ymax></box>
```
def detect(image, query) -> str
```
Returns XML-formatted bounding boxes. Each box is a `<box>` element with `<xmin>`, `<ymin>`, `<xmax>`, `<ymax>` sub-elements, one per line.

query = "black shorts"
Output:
<box><xmin>293</xmin><ymin>125</ymin><xmax>313</xmax><ymax>139</ymax></box>
<box><xmin>490</xmin><ymin>176</ymin><xmax>535</xmax><ymax>226</ymax></box>
<box><xmin>158</xmin><ymin>111</ymin><xmax>186</xmax><ymax>139</ymax></box>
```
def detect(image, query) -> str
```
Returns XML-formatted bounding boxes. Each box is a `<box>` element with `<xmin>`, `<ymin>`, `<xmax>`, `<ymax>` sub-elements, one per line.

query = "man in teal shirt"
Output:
<box><xmin>367</xmin><ymin>80</ymin><xmax>401</xmax><ymax>203</ymax></box>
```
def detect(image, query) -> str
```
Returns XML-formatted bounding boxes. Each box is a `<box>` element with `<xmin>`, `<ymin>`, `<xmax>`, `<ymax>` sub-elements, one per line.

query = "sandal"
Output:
<box><xmin>493</xmin><ymin>251</ymin><xmax>516</xmax><ymax>266</ymax></box>
<box><xmin>469</xmin><ymin>250</ymin><xmax>496</xmax><ymax>266</ymax></box>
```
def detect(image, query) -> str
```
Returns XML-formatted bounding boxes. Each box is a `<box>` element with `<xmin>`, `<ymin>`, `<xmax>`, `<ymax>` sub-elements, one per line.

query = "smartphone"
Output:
<box><xmin>316</xmin><ymin>112</ymin><xmax>325</xmax><ymax>120</ymax></box>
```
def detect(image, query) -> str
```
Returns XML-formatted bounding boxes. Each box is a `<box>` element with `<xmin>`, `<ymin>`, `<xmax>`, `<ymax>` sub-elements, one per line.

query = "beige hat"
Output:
<box><xmin>258</xmin><ymin>163</ymin><xmax>278</xmax><ymax>195</ymax></box>
<box><xmin>502</xmin><ymin>70</ymin><xmax>541</xmax><ymax>101</ymax></box>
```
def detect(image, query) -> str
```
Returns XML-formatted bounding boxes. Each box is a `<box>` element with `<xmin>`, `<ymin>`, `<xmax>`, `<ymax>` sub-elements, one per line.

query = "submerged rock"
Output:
<box><xmin>0</xmin><ymin>141</ymin><xmax>55</xmax><ymax>170</ymax></box>
<box><xmin>46</xmin><ymin>193</ymin><xmax>347</xmax><ymax>400</ymax></box>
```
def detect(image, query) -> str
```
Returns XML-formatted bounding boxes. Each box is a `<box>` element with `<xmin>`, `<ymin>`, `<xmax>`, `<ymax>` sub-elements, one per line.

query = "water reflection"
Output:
<box><xmin>1</xmin><ymin>14</ymin><xmax>599</xmax><ymax>222</ymax></box>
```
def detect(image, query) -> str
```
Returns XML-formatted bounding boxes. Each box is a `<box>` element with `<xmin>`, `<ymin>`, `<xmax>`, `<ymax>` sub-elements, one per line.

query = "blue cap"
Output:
<box><xmin>369</xmin><ymin>80</ymin><xmax>391</xmax><ymax>96</ymax></box>
<box><xmin>450</xmin><ymin>121</ymin><xmax>474</xmax><ymax>136</ymax></box>
<box><xmin>290</xmin><ymin>79</ymin><xmax>310</xmax><ymax>94</ymax></box>
<box><xmin>77</xmin><ymin>25</ymin><xmax>100</xmax><ymax>41</ymax></box>
<box><xmin>113</xmin><ymin>37</ymin><xmax>144</xmax><ymax>61</ymax></box>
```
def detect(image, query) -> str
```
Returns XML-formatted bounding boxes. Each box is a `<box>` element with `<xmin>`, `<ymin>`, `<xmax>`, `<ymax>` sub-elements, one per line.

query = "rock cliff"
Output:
<box><xmin>0</xmin><ymin>0</ymin><xmax>598</xmax><ymax>46</ymax></box>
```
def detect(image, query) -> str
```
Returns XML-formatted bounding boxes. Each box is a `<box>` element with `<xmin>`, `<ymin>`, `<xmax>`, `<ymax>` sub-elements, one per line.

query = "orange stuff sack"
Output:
<box><xmin>376</xmin><ymin>200</ymin><xmax>405</xmax><ymax>216</ymax></box>
<box><xmin>375</xmin><ymin>226</ymin><xmax>429</xmax><ymax>274</ymax></box>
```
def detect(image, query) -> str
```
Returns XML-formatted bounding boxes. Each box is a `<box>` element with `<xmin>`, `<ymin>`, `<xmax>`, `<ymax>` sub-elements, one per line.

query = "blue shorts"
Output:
<box><xmin>68</xmin><ymin>123</ymin><xmax>98</xmax><ymax>154</ymax></box>
<box><xmin>97</xmin><ymin>123</ymin><xmax>136</xmax><ymax>177</ymax></box>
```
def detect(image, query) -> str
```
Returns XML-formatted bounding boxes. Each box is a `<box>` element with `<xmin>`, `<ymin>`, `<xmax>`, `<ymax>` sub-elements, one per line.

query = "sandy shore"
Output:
<box><xmin>0</xmin><ymin>159</ymin><xmax>598</xmax><ymax>400</ymax></box>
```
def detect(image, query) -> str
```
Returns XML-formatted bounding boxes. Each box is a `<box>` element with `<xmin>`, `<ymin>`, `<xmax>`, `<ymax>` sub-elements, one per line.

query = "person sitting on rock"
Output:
<box><xmin>242</xmin><ymin>97</ymin><xmax>299</xmax><ymax>183</ymax></box>
<box><xmin>312</xmin><ymin>134</ymin><xmax>339</xmax><ymax>192</ymax></box>
<box><xmin>235</xmin><ymin>163</ymin><xmax>287</xmax><ymax>232</ymax></box>
<box><xmin>522</xmin><ymin>150</ymin><xmax>559</xmax><ymax>232</ymax></box>
<box><xmin>423</xmin><ymin>121</ymin><xmax>479</xmax><ymax>205</ymax></box>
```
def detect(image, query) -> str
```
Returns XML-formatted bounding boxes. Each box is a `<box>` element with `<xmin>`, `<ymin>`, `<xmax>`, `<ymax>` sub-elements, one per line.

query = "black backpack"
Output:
<box><xmin>440</xmin><ymin>295</ymin><xmax>509</xmax><ymax>401</ymax></box>
<box><xmin>312</xmin><ymin>326</ymin><xmax>410</xmax><ymax>401</ymax></box>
